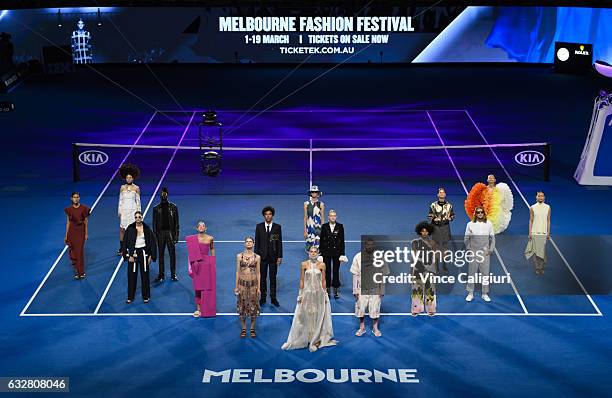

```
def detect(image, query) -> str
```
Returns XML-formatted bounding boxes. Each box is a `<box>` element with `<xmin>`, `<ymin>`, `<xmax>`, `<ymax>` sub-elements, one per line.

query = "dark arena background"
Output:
<box><xmin>1</xmin><ymin>0</ymin><xmax>612</xmax><ymax>397</ymax></box>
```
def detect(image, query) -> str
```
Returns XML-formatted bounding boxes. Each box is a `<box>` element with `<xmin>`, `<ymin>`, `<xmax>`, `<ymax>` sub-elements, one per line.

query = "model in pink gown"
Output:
<box><xmin>186</xmin><ymin>234</ymin><xmax>217</xmax><ymax>317</ymax></box>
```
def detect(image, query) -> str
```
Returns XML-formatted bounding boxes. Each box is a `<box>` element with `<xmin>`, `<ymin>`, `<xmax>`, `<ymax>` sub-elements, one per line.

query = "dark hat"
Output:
<box><xmin>307</xmin><ymin>185</ymin><xmax>322</xmax><ymax>196</ymax></box>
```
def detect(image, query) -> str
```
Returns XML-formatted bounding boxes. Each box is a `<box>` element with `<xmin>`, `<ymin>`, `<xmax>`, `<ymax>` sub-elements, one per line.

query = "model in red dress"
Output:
<box><xmin>64</xmin><ymin>192</ymin><xmax>90</xmax><ymax>279</ymax></box>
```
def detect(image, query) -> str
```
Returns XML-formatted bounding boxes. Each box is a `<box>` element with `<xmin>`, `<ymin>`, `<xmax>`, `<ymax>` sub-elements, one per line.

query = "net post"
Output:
<box><xmin>72</xmin><ymin>143</ymin><xmax>80</xmax><ymax>182</ymax></box>
<box><xmin>544</xmin><ymin>142</ymin><xmax>550</xmax><ymax>181</ymax></box>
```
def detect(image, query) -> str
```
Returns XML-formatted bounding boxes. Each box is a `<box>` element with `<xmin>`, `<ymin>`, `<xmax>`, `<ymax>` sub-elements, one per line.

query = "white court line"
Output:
<box><xmin>175</xmin><ymin>240</ymin><xmax>363</xmax><ymax>244</ymax></box>
<box><xmin>426</xmin><ymin>111</ymin><xmax>529</xmax><ymax>314</ymax></box>
<box><xmin>20</xmin><ymin>312</ymin><xmax>602</xmax><ymax>317</ymax></box>
<box><xmin>309</xmin><ymin>139</ymin><xmax>313</xmax><ymax>187</ymax></box>
<box><xmin>425</xmin><ymin>112</ymin><xmax>467</xmax><ymax>193</ymax></box>
<box><xmin>156</xmin><ymin>109</ymin><xmax>470</xmax><ymax>114</ymax></box>
<box><xmin>464</xmin><ymin>110</ymin><xmax>603</xmax><ymax>316</ymax></box>
<box><xmin>93</xmin><ymin>111</ymin><xmax>197</xmax><ymax>314</ymax></box>
<box><xmin>73</xmin><ymin>142</ymin><xmax>548</xmax><ymax>152</ymax></box>
<box><xmin>19</xmin><ymin>111</ymin><xmax>158</xmax><ymax>317</ymax></box>
<box><xmin>183</xmin><ymin>138</ymin><xmax>526</xmax><ymax>141</ymax></box>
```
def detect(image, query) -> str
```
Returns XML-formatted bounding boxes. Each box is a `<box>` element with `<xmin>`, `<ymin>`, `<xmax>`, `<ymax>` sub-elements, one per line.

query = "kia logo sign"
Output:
<box><xmin>515</xmin><ymin>150</ymin><xmax>545</xmax><ymax>166</ymax></box>
<box><xmin>79</xmin><ymin>150</ymin><xmax>109</xmax><ymax>166</ymax></box>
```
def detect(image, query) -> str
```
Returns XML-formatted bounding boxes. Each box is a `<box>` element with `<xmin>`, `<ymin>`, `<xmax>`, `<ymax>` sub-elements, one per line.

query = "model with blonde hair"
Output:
<box><xmin>235</xmin><ymin>236</ymin><xmax>261</xmax><ymax>338</ymax></box>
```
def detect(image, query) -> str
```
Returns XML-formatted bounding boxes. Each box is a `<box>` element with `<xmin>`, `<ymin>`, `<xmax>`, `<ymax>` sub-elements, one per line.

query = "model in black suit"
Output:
<box><xmin>255</xmin><ymin>206</ymin><xmax>283</xmax><ymax>307</ymax></box>
<box><xmin>152</xmin><ymin>187</ymin><xmax>180</xmax><ymax>283</ymax></box>
<box><xmin>122</xmin><ymin>211</ymin><xmax>158</xmax><ymax>304</ymax></box>
<box><xmin>319</xmin><ymin>209</ymin><xmax>345</xmax><ymax>299</ymax></box>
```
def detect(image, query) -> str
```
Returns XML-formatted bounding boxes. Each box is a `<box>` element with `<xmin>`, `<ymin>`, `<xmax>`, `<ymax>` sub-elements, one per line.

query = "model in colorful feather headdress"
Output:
<box><xmin>464</xmin><ymin>174</ymin><xmax>514</xmax><ymax>234</ymax></box>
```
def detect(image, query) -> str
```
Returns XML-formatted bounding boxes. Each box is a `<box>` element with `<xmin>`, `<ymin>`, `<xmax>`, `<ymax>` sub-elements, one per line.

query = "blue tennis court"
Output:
<box><xmin>2</xmin><ymin>105</ymin><xmax>607</xmax><ymax>397</ymax></box>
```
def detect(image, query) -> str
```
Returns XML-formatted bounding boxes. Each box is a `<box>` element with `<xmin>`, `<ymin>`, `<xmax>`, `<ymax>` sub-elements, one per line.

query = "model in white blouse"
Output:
<box><xmin>464</xmin><ymin>207</ymin><xmax>495</xmax><ymax>302</ymax></box>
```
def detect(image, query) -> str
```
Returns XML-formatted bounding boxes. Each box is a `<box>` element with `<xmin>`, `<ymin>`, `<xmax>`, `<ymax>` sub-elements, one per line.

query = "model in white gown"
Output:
<box><xmin>282</xmin><ymin>247</ymin><xmax>337</xmax><ymax>352</ymax></box>
<box><xmin>118</xmin><ymin>185</ymin><xmax>141</xmax><ymax>229</ymax></box>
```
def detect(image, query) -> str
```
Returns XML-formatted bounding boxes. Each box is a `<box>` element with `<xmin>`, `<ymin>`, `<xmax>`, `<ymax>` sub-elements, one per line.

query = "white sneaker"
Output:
<box><xmin>465</xmin><ymin>293</ymin><xmax>474</xmax><ymax>302</ymax></box>
<box><xmin>482</xmin><ymin>294</ymin><xmax>491</xmax><ymax>302</ymax></box>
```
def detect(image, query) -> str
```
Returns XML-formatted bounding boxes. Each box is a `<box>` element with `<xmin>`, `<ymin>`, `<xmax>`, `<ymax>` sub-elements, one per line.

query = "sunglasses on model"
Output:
<box><xmin>476</xmin><ymin>210</ymin><xmax>484</xmax><ymax>214</ymax></box>
<box><xmin>135</xmin><ymin>215</ymin><xmax>143</xmax><ymax>219</ymax></box>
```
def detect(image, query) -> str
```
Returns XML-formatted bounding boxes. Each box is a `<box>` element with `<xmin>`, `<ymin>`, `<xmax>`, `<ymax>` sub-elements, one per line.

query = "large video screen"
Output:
<box><xmin>1</xmin><ymin>6</ymin><xmax>610</xmax><ymax>64</ymax></box>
